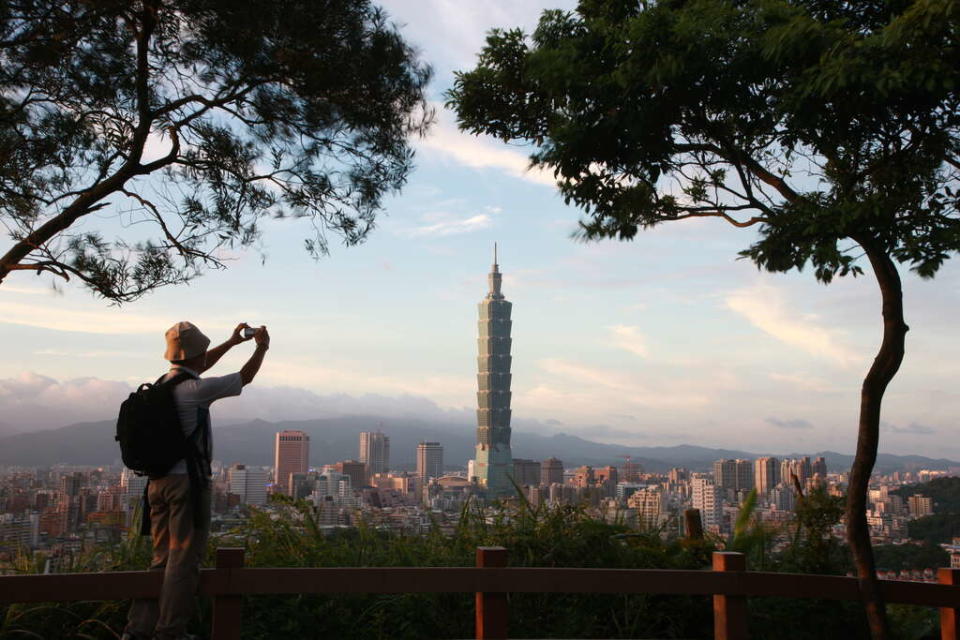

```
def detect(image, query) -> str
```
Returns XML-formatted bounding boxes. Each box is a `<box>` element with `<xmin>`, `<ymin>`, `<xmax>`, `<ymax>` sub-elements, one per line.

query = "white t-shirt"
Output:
<box><xmin>163</xmin><ymin>365</ymin><xmax>243</xmax><ymax>475</ymax></box>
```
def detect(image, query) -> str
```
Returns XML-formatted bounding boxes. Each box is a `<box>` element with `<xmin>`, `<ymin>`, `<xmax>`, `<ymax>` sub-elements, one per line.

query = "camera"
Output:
<box><xmin>242</xmin><ymin>327</ymin><xmax>257</xmax><ymax>339</ymax></box>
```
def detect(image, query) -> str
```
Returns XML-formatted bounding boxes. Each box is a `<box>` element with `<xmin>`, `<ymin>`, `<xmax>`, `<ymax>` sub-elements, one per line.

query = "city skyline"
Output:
<box><xmin>1</xmin><ymin>0</ymin><xmax>959</xmax><ymax>460</ymax></box>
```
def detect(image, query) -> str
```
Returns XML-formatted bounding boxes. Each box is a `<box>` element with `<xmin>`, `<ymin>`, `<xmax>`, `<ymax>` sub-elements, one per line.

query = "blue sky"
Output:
<box><xmin>1</xmin><ymin>0</ymin><xmax>958</xmax><ymax>460</ymax></box>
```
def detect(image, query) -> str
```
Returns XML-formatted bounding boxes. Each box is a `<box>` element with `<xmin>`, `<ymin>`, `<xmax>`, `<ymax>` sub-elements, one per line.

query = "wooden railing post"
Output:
<box><xmin>212</xmin><ymin>548</ymin><xmax>244</xmax><ymax>640</ymax></box>
<box><xmin>476</xmin><ymin>546</ymin><xmax>508</xmax><ymax>640</ymax></box>
<box><xmin>713</xmin><ymin>551</ymin><xmax>748</xmax><ymax>640</ymax></box>
<box><xmin>940</xmin><ymin>567</ymin><xmax>960</xmax><ymax>640</ymax></box>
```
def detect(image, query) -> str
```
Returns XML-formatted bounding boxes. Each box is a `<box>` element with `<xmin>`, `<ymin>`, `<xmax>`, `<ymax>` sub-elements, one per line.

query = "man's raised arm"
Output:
<box><xmin>201</xmin><ymin>323</ymin><xmax>253</xmax><ymax>373</ymax></box>
<box><xmin>241</xmin><ymin>326</ymin><xmax>270</xmax><ymax>385</ymax></box>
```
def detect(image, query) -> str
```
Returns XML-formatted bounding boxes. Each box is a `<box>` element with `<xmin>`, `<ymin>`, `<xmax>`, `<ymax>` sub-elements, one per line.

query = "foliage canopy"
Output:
<box><xmin>0</xmin><ymin>0</ymin><xmax>431</xmax><ymax>301</ymax></box>
<box><xmin>448</xmin><ymin>0</ymin><xmax>960</xmax><ymax>281</ymax></box>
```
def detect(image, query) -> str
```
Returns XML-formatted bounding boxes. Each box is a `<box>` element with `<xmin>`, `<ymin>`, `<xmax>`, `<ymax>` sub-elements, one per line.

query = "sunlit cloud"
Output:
<box><xmin>608</xmin><ymin>324</ymin><xmax>649</xmax><ymax>357</ymax></box>
<box><xmin>530</xmin><ymin>358</ymin><xmax>709</xmax><ymax>409</ymax></box>
<box><xmin>403</xmin><ymin>212</ymin><xmax>493</xmax><ymax>238</ymax></box>
<box><xmin>0</xmin><ymin>301</ymin><xmax>159</xmax><ymax>335</ymax></box>
<box><xmin>416</xmin><ymin>107</ymin><xmax>556</xmax><ymax>187</ymax></box>
<box><xmin>0</xmin><ymin>372</ymin><xmax>475</xmax><ymax>431</ymax></box>
<box><xmin>726</xmin><ymin>284</ymin><xmax>861</xmax><ymax>367</ymax></box>
<box><xmin>0</xmin><ymin>372</ymin><xmax>132</xmax><ymax>429</ymax></box>
<box><xmin>0</xmin><ymin>300</ymin><xmax>234</xmax><ymax>335</ymax></box>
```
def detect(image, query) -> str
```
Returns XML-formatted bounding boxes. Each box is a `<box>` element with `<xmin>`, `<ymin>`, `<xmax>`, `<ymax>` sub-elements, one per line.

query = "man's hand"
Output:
<box><xmin>253</xmin><ymin>325</ymin><xmax>270</xmax><ymax>350</ymax></box>
<box><xmin>231</xmin><ymin>322</ymin><xmax>254</xmax><ymax>345</ymax></box>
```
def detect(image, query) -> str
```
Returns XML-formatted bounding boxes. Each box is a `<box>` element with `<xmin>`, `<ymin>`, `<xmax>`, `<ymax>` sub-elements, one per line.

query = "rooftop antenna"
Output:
<box><xmin>494</xmin><ymin>242</ymin><xmax>498</xmax><ymax>267</ymax></box>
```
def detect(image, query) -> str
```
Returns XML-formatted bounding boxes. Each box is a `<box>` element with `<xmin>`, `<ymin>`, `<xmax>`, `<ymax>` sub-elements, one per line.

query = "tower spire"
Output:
<box><xmin>487</xmin><ymin>243</ymin><xmax>503</xmax><ymax>299</ymax></box>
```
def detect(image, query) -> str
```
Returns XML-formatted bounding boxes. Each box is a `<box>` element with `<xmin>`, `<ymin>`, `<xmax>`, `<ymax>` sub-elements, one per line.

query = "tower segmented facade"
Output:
<box><xmin>475</xmin><ymin>246</ymin><xmax>513</xmax><ymax>495</ymax></box>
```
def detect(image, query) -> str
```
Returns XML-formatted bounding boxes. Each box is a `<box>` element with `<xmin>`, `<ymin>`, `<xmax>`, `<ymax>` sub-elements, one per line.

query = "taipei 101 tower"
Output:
<box><xmin>474</xmin><ymin>244</ymin><xmax>513</xmax><ymax>495</ymax></box>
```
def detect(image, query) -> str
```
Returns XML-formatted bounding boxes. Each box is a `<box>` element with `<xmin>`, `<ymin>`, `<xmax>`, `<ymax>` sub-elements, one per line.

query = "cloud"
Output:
<box><xmin>528</xmin><ymin>358</ymin><xmax>710</xmax><ymax>410</ymax></box>
<box><xmin>765</xmin><ymin>417</ymin><xmax>814</xmax><ymax>430</ymax></box>
<box><xmin>887</xmin><ymin>422</ymin><xmax>937</xmax><ymax>435</ymax></box>
<box><xmin>0</xmin><ymin>373</ymin><xmax>133</xmax><ymax>430</ymax></box>
<box><xmin>0</xmin><ymin>299</ymin><xmax>240</xmax><ymax>336</ymax></box>
<box><xmin>416</xmin><ymin>107</ymin><xmax>556</xmax><ymax>187</ymax></box>
<box><xmin>726</xmin><ymin>284</ymin><xmax>861</xmax><ymax>367</ymax></box>
<box><xmin>608</xmin><ymin>324</ymin><xmax>649</xmax><ymax>357</ymax></box>
<box><xmin>402</xmin><ymin>211</ymin><xmax>494</xmax><ymax>238</ymax></box>
<box><xmin>768</xmin><ymin>372</ymin><xmax>836</xmax><ymax>393</ymax></box>
<box><xmin>0</xmin><ymin>372</ymin><xmax>475</xmax><ymax>432</ymax></box>
<box><xmin>0</xmin><ymin>301</ymin><xmax>160</xmax><ymax>334</ymax></box>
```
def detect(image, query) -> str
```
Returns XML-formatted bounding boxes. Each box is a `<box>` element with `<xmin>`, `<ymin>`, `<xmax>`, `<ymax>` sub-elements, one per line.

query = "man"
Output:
<box><xmin>123</xmin><ymin>320</ymin><xmax>269</xmax><ymax>640</ymax></box>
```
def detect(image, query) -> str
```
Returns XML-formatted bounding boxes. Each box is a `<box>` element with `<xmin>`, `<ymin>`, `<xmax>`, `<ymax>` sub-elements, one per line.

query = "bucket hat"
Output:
<box><xmin>164</xmin><ymin>321</ymin><xmax>210</xmax><ymax>361</ymax></box>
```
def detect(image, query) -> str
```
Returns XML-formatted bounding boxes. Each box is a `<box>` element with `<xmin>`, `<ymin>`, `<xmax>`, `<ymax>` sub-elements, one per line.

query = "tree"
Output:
<box><xmin>447</xmin><ymin>1</ymin><xmax>960</xmax><ymax>637</ymax></box>
<box><xmin>0</xmin><ymin>0</ymin><xmax>431</xmax><ymax>302</ymax></box>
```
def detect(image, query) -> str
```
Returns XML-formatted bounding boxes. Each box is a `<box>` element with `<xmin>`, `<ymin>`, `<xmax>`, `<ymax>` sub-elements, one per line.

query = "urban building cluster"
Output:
<box><xmin>2</xmin><ymin>440</ymin><xmax>959</xmax><ymax>574</ymax></box>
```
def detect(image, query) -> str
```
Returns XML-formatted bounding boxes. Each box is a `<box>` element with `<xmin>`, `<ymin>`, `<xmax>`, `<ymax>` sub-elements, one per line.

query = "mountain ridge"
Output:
<box><xmin>0</xmin><ymin>416</ymin><xmax>956</xmax><ymax>474</ymax></box>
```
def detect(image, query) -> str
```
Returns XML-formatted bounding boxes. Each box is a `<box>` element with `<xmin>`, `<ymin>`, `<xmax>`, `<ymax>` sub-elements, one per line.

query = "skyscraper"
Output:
<box><xmin>274</xmin><ymin>430</ymin><xmax>309</xmax><ymax>494</ymax></box>
<box><xmin>359</xmin><ymin>431</ymin><xmax>390</xmax><ymax>481</ymax></box>
<box><xmin>474</xmin><ymin>245</ymin><xmax>514</xmax><ymax>495</ymax></box>
<box><xmin>416</xmin><ymin>442</ymin><xmax>444</xmax><ymax>481</ymax></box>
<box><xmin>754</xmin><ymin>456</ymin><xmax>780</xmax><ymax>494</ymax></box>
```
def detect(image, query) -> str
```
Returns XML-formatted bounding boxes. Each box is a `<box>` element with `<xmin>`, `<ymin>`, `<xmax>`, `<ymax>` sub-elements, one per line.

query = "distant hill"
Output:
<box><xmin>0</xmin><ymin>420</ymin><xmax>24</xmax><ymax>438</ymax></box>
<box><xmin>892</xmin><ymin>477</ymin><xmax>960</xmax><ymax>513</ymax></box>
<box><xmin>0</xmin><ymin>416</ymin><xmax>957</xmax><ymax>474</ymax></box>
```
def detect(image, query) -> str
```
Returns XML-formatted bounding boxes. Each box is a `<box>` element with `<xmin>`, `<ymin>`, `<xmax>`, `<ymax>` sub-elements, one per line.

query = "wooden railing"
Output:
<box><xmin>1</xmin><ymin>548</ymin><xmax>958</xmax><ymax>640</ymax></box>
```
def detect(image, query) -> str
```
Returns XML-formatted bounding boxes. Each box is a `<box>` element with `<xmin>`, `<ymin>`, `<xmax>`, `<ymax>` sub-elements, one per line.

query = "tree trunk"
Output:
<box><xmin>847</xmin><ymin>237</ymin><xmax>908</xmax><ymax>640</ymax></box>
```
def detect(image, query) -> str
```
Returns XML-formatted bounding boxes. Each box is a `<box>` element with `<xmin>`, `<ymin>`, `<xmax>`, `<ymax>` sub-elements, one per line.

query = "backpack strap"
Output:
<box><xmin>155</xmin><ymin>369</ymin><xmax>198</xmax><ymax>386</ymax></box>
<box><xmin>164</xmin><ymin>368</ymin><xmax>210</xmax><ymax>529</ymax></box>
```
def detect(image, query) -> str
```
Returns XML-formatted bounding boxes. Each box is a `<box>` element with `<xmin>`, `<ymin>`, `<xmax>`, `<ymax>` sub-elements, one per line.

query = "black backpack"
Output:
<box><xmin>115</xmin><ymin>371</ymin><xmax>194</xmax><ymax>476</ymax></box>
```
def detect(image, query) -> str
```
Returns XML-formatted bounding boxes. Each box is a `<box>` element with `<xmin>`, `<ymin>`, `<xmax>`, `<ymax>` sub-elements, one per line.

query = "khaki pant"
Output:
<box><xmin>126</xmin><ymin>474</ymin><xmax>210</xmax><ymax>640</ymax></box>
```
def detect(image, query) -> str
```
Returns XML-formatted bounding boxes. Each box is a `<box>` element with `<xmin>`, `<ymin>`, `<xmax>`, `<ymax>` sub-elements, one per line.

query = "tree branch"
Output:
<box><xmin>667</xmin><ymin>210</ymin><xmax>768</xmax><ymax>228</ymax></box>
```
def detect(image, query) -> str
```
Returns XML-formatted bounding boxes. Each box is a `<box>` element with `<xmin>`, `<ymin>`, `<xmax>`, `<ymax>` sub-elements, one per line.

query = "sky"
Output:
<box><xmin>1</xmin><ymin>0</ymin><xmax>959</xmax><ymax>460</ymax></box>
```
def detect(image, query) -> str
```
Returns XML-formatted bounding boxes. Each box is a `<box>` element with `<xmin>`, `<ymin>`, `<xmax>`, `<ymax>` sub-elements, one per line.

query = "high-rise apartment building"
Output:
<box><xmin>416</xmin><ymin>442</ymin><xmax>444</xmax><ymax>482</ymax></box>
<box><xmin>474</xmin><ymin>246</ymin><xmax>514</xmax><ymax>495</ymax></box>
<box><xmin>120</xmin><ymin>468</ymin><xmax>148</xmax><ymax>508</ymax></box>
<box><xmin>359</xmin><ymin>431</ymin><xmax>390</xmax><ymax>481</ymax></box>
<box><xmin>274</xmin><ymin>430</ymin><xmax>309</xmax><ymax>494</ymax></box>
<box><xmin>511</xmin><ymin>459</ymin><xmax>541</xmax><ymax>486</ymax></box>
<box><xmin>627</xmin><ymin>487</ymin><xmax>663</xmax><ymax>530</ymax></box>
<box><xmin>228</xmin><ymin>464</ymin><xmax>268</xmax><ymax>506</ymax></box>
<box><xmin>908</xmin><ymin>494</ymin><xmax>934</xmax><ymax>518</ymax></box>
<box><xmin>620</xmin><ymin>458</ymin><xmax>643</xmax><ymax>483</ymax></box>
<box><xmin>691</xmin><ymin>477</ymin><xmax>721</xmax><ymax>531</ymax></box>
<box><xmin>713</xmin><ymin>459</ymin><xmax>737</xmax><ymax>490</ymax></box>
<box><xmin>334</xmin><ymin>460</ymin><xmax>367</xmax><ymax>489</ymax></box>
<box><xmin>734</xmin><ymin>459</ymin><xmax>754</xmax><ymax>491</ymax></box>
<box><xmin>541</xmin><ymin>458</ymin><xmax>564</xmax><ymax>486</ymax></box>
<box><xmin>572</xmin><ymin>466</ymin><xmax>595</xmax><ymax>488</ymax></box>
<box><xmin>780</xmin><ymin>457</ymin><xmax>813</xmax><ymax>488</ymax></box>
<box><xmin>754</xmin><ymin>457</ymin><xmax>780</xmax><ymax>494</ymax></box>
<box><xmin>812</xmin><ymin>456</ymin><xmax>827</xmax><ymax>479</ymax></box>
